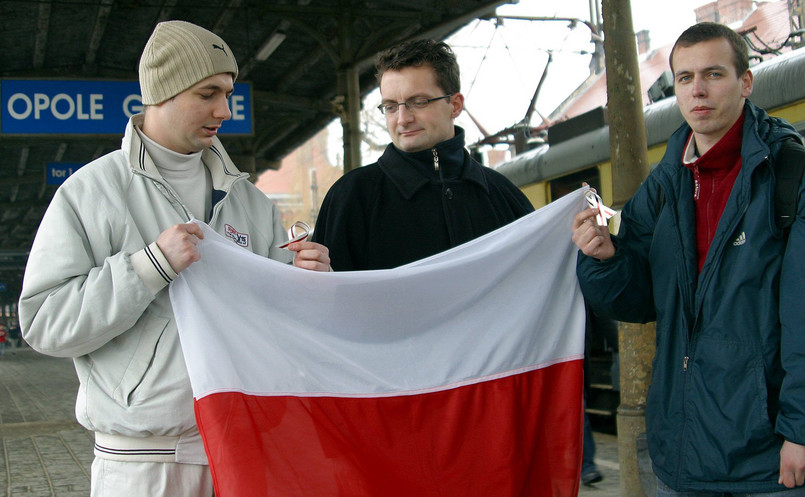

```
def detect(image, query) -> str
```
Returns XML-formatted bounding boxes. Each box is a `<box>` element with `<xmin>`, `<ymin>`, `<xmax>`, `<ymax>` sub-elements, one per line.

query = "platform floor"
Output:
<box><xmin>0</xmin><ymin>346</ymin><xmax>623</xmax><ymax>496</ymax></box>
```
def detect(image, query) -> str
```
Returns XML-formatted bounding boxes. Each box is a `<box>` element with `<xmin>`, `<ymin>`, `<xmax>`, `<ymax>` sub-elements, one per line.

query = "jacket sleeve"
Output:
<box><xmin>484</xmin><ymin>167</ymin><xmax>535</xmax><ymax>218</ymax></box>
<box><xmin>776</xmin><ymin>167</ymin><xmax>805</xmax><ymax>445</ymax></box>
<box><xmin>311</xmin><ymin>173</ymin><xmax>370</xmax><ymax>271</ymax></box>
<box><xmin>576</xmin><ymin>179</ymin><xmax>660</xmax><ymax>324</ymax></box>
<box><xmin>18</xmin><ymin>184</ymin><xmax>156</xmax><ymax>358</ymax></box>
<box><xmin>266</xmin><ymin>200</ymin><xmax>295</xmax><ymax>265</ymax></box>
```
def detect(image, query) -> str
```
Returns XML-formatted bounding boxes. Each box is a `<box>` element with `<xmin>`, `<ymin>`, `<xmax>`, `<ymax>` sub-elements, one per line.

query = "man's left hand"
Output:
<box><xmin>779</xmin><ymin>440</ymin><xmax>805</xmax><ymax>488</ymax></box>
<box><xmin>288</xmin><ymin>241</ymin><xmax>331</xmax><ymax>272</ymax></box>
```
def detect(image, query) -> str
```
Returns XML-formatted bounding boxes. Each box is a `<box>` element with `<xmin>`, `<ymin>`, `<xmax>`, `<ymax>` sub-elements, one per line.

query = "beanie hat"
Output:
<box><xmin>139</xmin><ymin>20</ymin><xmax>239</xmax><ymax>105</ymax></box>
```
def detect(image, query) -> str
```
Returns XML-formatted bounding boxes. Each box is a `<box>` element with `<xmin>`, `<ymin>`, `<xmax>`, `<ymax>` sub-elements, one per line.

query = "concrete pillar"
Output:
<box><xmin>601</xmin><ymin>0</ymin><xmax>655</xmax><ymax>495</ymax></box>
<box><xmin>339</xmin><ymin>66</ymin><xmax>362</xmax><ymax>174</ymax></box>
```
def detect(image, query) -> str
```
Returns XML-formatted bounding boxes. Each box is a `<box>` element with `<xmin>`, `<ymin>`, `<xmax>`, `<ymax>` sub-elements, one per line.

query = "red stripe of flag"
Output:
<box><xmin>195</xmin><ymin>359</ymin><xmax>583</xmax><ymax>497</ymax></box>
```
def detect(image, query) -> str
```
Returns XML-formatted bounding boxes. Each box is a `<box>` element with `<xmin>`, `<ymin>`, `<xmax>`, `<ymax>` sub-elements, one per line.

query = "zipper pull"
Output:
<box><xmin>432</xmin><ymin>148</ymin><xmax>439</xmax><ymax>171</ymax></box>
<box><xmin>693</xmin><ymin>165</ymin><xmax>700</xmax><ymax>200</ymax></box>
<box><xmin>683</xmin><ymin>356</ymin><xmax>689</xmax><ymax>371</ymax></box>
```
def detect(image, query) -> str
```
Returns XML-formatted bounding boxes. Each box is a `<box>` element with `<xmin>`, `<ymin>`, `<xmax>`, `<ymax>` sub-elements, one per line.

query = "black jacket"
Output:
<box><xmin>313</xmin><ymin>127</ymin><xmax>534</xmax><ymax>270</ymax></box>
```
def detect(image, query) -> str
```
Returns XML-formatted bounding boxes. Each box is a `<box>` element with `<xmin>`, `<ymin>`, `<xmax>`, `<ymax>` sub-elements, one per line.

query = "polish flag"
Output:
<box><xmin>170</xmin><ymin>189</ymin><xmax>588</xmax><ymax>497</ymax></box>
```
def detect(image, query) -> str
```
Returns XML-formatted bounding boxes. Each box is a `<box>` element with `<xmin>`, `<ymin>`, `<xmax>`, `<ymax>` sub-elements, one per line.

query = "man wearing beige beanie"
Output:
<box><xmin>19</xmin><ymin>20</ymin><xmax>331</xmax><ymax>496</ymax></box>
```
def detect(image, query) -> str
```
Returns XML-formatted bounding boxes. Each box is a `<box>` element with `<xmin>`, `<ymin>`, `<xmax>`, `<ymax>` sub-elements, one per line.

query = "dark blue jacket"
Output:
<box><xmin>577</xmin><ymin>100</ymin><xmax>805</xmax><ymax>493</ymax></box>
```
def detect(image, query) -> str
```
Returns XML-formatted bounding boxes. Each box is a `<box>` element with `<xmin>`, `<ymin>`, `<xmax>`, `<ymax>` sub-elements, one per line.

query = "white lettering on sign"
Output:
<box><xmin>230</xmin><ymin>95</ymin><xmax>245</xmax><ymax>121</ymax></box>
<box><xmin>34</xmin><ymin>94</ymin><xmax>48</xmax><ymax>118</ymax></box>
<box><xmin>122</xmin><ymin>94</ymin><xmax>245</xmax><ymax>120</ymax></box>
<box><xmin>123</xmin><ymin>94</ymin><xmax>143</xmax><ymax>118</ymax></box>
<box><xmin>6</xmin><ymin>94</ymin><xmax>31</xmax><ymax>119</ymax></box>
<box><xmin>50</xmin><ymin>165</ymin><xmax>77</xmax><ymax>177</ymax></box>
<box><xmin>7</xmin><ymin>93</ymin><xmax>104</xmax><ymax>120</ymax></box>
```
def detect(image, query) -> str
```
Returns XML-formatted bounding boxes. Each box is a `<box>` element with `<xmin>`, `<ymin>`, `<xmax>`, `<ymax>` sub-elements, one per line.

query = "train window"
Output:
<box><xmin>549</xmin><ymin>167</ymin><xmax>601</xmax><ymax>201</ymax></box>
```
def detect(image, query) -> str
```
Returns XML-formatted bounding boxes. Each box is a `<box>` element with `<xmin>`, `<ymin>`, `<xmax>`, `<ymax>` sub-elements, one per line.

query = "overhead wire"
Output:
<box><xmin>461</xmin><ymin>19</ymin><xmax>501</xmax><ymax>103</ymax></box>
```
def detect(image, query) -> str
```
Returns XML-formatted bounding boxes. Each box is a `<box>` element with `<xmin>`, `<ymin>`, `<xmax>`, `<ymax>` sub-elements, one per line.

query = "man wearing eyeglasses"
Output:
<box><xmin>313</xmin><ymin>39</ymin><xmax>533</xmax><ymax>270</ymax></box>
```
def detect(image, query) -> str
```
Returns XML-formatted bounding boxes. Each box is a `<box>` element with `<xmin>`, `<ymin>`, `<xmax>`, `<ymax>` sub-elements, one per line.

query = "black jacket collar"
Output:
<box><xmin>378</xmin><ymin>126</ymin><xmax>489</xmax><ymax>200</ymax></box>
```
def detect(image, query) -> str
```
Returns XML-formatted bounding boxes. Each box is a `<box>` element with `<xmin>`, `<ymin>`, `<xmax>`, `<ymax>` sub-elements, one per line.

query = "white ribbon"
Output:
<box><xmin>277</xmin><ymin>221</ymin><xmax>310</xmax><ymax>249</ymax></box>
<box><xmin>585</xmin><ymin>190</ymin><xmax>616</xmax><ymax>227</ymax></box>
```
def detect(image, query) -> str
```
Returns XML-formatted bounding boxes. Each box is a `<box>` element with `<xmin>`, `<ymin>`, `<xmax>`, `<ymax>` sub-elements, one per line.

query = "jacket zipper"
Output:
<box><xmin>693</xmin><ymin>158</ymin><xmax>757</xmax><ymax>316</ymax></box>
<box><xmin>432</xmin><ymin>148</ymin><xmax>439</xmax><ymax>171</ymax></box>
<box><xmin>665</xmin><ymin>178</ymin><xmax>695</xmax><ymax>371</ymax></box>
<box><xmin>132</xmin><ymin>170</ymin><xmax>194</xmax><ymax>222</ymax></box>
<box><xmin>660</xmin><ymin>175</ymin><xmax>695</xmax><ymax>487</ymax></box>
<box><xmin>134</xmin><ymin>168</ymin><xmax>246</xmax><ymax>224</ymax></box>
<box><xmin>677</xmin><ymin>156</ymin><xmax>761</xmax><ymax>484</ymax></box>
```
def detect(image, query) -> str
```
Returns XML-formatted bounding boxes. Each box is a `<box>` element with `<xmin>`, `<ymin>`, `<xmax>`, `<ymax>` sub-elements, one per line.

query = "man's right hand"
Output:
<box><xmin>572</xmin><ymin>207</ymin><xmax>616</xmax><ymax>260</ymax></box>
<box><xmin>156</xmin><ymin>223</ymin><xmax>205</xmax><ymax>273</ymax></box>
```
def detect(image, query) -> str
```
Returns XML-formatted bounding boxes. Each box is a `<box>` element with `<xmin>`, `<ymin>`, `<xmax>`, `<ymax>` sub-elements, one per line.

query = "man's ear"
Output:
<box><xmin>741</xmin><ymin>69</ymin><xmax>754</xmax><ymax>98</ymax></box>
<box><xmin>450</xmin><ymin>93</ymin><xmax>464</xmax><ymax>119</ymax></box>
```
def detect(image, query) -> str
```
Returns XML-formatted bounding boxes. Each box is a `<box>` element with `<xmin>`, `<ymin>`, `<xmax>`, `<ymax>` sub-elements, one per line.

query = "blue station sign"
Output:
<box><xmin>0</xmin><ymin>80</ymin><xmax>252</xmax><ymax>135</ymax></box>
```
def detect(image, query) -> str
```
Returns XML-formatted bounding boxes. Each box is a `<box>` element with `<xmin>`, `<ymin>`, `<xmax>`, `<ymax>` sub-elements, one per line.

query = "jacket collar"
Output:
<box><xmin>123</xmin><ymin>113</ymin><xmax>248</xmax><ymax>191</ymax></box>
<box><xmin>664</xmin><ymin>100</ymin><xmax>799</xmax><ymax>173</ymax></box>
<box><xmin>377</xmin><ymin>126</ymin><xmax>489</xmax><ymax>200</ymax></box>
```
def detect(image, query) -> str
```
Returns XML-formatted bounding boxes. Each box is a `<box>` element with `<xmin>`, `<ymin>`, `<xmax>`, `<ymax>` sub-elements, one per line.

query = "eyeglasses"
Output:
<box><xmin>376</xmin><ymin>94</ymin><xmax>453</xmax><ymax>115</ymax></box>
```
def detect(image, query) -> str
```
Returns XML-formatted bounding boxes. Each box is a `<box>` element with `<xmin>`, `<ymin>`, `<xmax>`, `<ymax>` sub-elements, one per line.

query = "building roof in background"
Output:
<box><xmin>544</xmin><ymin>0</ymin><xmax>794</xmax><ymax>126</ymax></box>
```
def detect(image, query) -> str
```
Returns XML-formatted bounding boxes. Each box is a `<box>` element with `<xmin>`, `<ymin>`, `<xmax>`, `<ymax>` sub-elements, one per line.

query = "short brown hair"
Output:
<box><xmin>670</xmin><ymin>22</ymin><xmax>749</xmax><ymax>76</ymax></box>
<box><xmin>375</xmin><ymin>39</ymin><xmax>460</xmax><ymax>95</ymax></box>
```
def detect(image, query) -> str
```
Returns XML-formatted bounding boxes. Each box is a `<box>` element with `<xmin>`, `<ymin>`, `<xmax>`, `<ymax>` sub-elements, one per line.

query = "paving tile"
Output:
<box><xmin>579</xmin><ymin>432</ymin><xmax>622</xmax><ymax>497</ymax></box>
<box><xmin>0</xmin><ymin>350</ymin><xmax>91</xmax><ymax>496</ymax></box>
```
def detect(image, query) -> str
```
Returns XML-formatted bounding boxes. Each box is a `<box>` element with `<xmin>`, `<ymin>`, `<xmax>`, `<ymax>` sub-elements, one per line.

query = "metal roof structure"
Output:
<box><xmin>0</xmin><ymin>0</ymin><xmax>510</xmax><ymax>306</ymax></box>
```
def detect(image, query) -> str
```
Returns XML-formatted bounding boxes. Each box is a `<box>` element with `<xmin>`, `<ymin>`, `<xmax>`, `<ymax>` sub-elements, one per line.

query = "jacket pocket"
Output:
<box><xmin>682</xmin><ymin>336</ymin><xmax>777</xmax><ymax>481</ymax></box>
<box><xmin>88</xmin><ymin>310</ymin><xmax>170</xmax><ymax>408</ymax></box>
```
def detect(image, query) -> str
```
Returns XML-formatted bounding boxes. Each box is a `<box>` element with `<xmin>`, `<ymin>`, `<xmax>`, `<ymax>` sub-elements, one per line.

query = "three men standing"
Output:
<box><xmin>19</xmin><ymin>12</ymin><xmax>805</xmax><ymax>497</ymax></box>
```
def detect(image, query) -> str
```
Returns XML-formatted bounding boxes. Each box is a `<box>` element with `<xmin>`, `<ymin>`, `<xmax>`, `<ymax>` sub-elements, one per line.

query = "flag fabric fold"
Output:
<box><xmin>170</xmin><ymin>188</ymin><xmax>588</xmax><ymax>497</ymax></box>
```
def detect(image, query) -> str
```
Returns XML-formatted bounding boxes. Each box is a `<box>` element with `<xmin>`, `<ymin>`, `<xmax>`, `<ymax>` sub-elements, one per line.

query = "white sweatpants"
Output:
<box><xmin>91</xmin><ymin>458</ymin><xmax>213</xmax><ymax>497</ymax></box>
